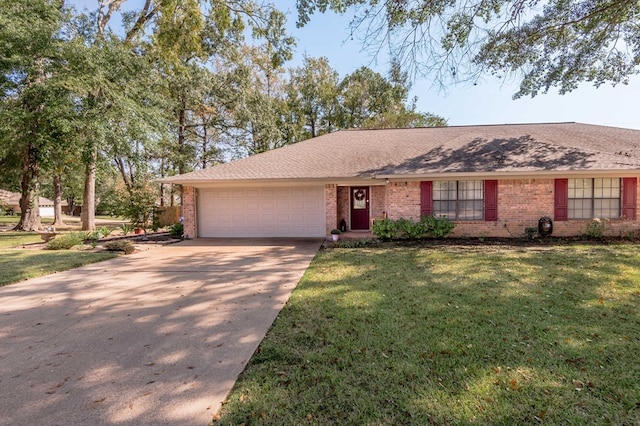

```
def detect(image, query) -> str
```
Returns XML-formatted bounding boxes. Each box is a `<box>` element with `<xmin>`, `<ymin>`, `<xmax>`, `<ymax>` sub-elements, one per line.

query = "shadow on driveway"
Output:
<box><xmin>0</xmin><ymin>238</ymin><xmax>322</xmax><ymax>425</ymax></box>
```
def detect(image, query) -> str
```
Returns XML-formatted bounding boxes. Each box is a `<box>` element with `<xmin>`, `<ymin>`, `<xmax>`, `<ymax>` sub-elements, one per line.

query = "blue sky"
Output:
<box><xmin>276</xmin><ymin>3</ymin><xmax>640</xmax><ymax>130</ymax></box>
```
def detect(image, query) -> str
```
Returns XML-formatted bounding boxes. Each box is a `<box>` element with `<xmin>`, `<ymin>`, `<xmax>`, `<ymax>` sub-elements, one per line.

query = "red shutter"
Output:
<box><xmin>554</xmin><ymin>179</ymin><xmax>569</xmax><ymax>221</ymax></box>
<box><xmin>484</xmin><ymin>180</ymin><xmax>498</xmax><ymax>221</ymax></box>
<box><xmin>420</xmin><ymin>181</ymin><xmax>433</xmax><ymax>217</ymax></box>
<box><xmin>622</xmin><ymin>177</ymin><xmax>637</xmax><ymax>219</ymax></box>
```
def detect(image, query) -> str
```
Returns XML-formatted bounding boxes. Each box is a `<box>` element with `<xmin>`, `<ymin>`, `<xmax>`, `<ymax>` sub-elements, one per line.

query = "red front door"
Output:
<box><xmin>350</xmin><ymin>187</ymin><xmax>370</xmax><ymax>230</ymax></box>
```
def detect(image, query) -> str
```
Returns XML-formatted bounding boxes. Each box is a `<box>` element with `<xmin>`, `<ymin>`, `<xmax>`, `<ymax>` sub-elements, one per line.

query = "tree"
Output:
<box><xmin>288</xmin><ymin>56</ymin><xmax>340</xmax><ymax>138</ymax></box>
<box><xmin>0</xmin><ymin>0</ymin><xmax>68</xmax><ymax>231</ymax></box>
<box><xmin>231</xmin><ymin>9</ymin><xmax>297</xmax><ymax>155</ymax></box>
<box><xmin>336</xmin><ymin>65</ymin><xmax>446</xmax><ymax>129</ymax></box>
<box><xmin>295</xmin><ymin>0</ymin><xmax>640</xmax><ymax>98</ymax></box>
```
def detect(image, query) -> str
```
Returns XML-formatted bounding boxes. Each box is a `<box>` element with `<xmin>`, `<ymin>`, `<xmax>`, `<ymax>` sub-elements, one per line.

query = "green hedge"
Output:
<box><xmin>372</xmin><ymin>215</ymin><xmax>454</xmax><ymax>240</ymax></box>
<box><xmin>46</xmin><ymin>233</ymin><xmax>85</xmax><ymax>250</ymax></box>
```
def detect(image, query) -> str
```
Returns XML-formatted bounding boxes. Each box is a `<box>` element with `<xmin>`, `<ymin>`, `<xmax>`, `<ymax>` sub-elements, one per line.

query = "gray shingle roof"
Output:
<box><xmin>0</xmin><ymin>189</ymin><xmax>58</xmax><ymax>207</ymax></box>
<box><xmin>161</xmin><ymin>122</ymin><xmax>640</xmax><ymax>184</ymax></box>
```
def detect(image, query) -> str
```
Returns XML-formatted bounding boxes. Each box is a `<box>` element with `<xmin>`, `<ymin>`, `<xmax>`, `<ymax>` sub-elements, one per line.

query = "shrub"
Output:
<box><xmin>104</xmin><ymin>240</ymin><xmax>135</xmax><ymax>254</ymax></box>
<box><xmin>584</xmin><ymin>218</ymin><xmax>606</xmax><ymax>238</ymax></box>
<box><xmin>524</xmin><ymin>227</ymin><xmax>538</xmax><ymax>240</ymax></box>
<box><xmin>371</xmin><ymin>218</ymin><xmax>396</xmax><ymax>240</ymax></box>
<box><xmin>372</xmin><ymin>215</ymin><xmax>454</xmax><ymax>240</ymax></box>
<box><xmin>47</xmin><ymin>233</ymin><xmax>85</xmax><ymax>250</ymax></box>
<box><xmin>169</xmin><ymin>222</ymin><xmax>184</xmax><ymax>236</ymax></box>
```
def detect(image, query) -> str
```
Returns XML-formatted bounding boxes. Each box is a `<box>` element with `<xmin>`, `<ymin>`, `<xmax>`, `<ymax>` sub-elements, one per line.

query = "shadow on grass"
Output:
<box><xmin>215</xmin><ymin>244</ymin><xmax>640</xmax><ymax>425</ymax></box>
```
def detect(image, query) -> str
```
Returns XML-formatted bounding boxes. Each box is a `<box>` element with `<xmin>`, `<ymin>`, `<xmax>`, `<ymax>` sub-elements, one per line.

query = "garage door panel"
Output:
<box><xmin>277</xmin><ymin>200</ymin><xmax>290</xmax><ymax>210</ymax></box>
<box><xmin>198</xmin><ymin>186</ymin><xmax>325</xmax><ymax>237</ymax></box>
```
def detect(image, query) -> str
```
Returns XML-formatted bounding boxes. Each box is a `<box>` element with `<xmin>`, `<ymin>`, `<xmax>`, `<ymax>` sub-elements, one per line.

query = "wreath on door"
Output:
<box><xmin>354</xmin><ymin>189</ymin><xmax>366</xmax><ymax>201</ymax></box>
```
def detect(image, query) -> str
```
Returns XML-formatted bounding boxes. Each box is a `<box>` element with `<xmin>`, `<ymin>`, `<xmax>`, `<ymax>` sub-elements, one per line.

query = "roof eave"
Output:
<box><xmin>157</xmin><ymin>167</ymin><xmax>640</xmax><ymax>187</ymax></box>
<box><xmin>377</xmin><ymin>168</ymin><xmax>640</xmax><ymax>180</ymax></box>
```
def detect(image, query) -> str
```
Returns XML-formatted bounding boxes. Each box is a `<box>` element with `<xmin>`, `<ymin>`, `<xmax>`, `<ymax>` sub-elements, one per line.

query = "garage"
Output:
<box><xmin>197</xmin><ymin>186</ymin><xmax>326</xmax><ymax>237</ymax></box>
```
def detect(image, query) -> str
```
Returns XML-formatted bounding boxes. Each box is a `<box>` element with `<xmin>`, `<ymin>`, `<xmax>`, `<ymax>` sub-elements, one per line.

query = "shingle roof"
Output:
<box><xmin>161</xmin><ymin>123</ymin><xmax>640</xmax><ymax>184</ymax></box>
<box><xmin>0</xmin><ymin>189</ymin><xmax>58</xmax><ymax>207</ymax></box>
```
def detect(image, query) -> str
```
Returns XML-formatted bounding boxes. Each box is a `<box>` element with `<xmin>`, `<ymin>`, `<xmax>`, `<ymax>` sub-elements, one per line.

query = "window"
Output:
<box><xmin>568</xmin><ymin>178</ymin><xmax>620</xmax><ymax>219</ymax></box>
<box><xmin>433</xmin><ymin>180</ymin><xmax>484</xmax><ymax>220</ymax></box>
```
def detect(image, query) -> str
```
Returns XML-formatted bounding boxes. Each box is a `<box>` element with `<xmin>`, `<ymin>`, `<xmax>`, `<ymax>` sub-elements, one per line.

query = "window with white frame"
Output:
<box><xmin>433</xmin><ymin>180</ymin><xmax>484</xmax><ymax>220</ymax></box>
<box><xmin>568</xmin><ymin>178</ymin><xmax>620</xmax><ymax>219</ymax></box>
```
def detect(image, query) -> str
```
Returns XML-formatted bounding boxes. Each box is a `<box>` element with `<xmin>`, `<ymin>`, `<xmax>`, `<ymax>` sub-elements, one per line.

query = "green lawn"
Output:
<box><xmin>215</xmin><ymin>244</ymin><xmax>640</xmax><ymax>425</ymax></box>
<box><xmin>0</xmin><ymin>231</ymin><xmax>42</xmax><ymax>248</ymax></box>
<box><xmin>0</xmin><ymin>249</ymin><xmax>116</xmax><ymax>286</ymax></box>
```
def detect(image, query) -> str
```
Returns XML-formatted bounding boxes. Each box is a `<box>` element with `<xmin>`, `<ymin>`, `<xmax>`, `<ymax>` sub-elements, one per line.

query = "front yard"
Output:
<box><xmin>0</xmin><ymin>232</ymin><xmax>115</xmax><ymax>286</ymax></box>
<box><xmin>215</xmin><ymin>243</ymin><xmax>640</xmax><ymax>425</ymax></box>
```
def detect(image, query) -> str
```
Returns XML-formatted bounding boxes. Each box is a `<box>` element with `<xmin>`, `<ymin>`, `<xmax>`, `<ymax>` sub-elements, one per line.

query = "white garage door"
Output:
<box><xmin>39</xmin><ymin>207</ymin><xmax>54</xmax><ymax>217</ymax></box>
<box><xmin>198</xmin><ymin>186</ymin><xmax>326</xmax><ymax>237</ymax></box>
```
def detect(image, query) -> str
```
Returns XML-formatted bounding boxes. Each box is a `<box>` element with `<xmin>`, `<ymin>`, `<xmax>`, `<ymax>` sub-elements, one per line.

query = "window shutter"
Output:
<box><xmin>622</xmin><ymin>177</ymin><xmax>637</xmax><ymax>219</ymax></box>
<box><xmin>420</xmin><ymin>181</ymin><xmax>433</xmax><ymax>217</ymax></box>
<box><xmin>484</xmin><ymin>180</ymin><xmax>498</xmax><ymax>221</ymax></box>
<box><xmin>554</xmin><ymin>179</ymin><xmax>568</xmax><ymax>221</ymax></box>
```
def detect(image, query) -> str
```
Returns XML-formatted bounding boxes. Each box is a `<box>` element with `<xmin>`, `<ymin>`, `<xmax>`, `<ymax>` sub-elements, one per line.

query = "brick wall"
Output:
<box><xmin>325</xmin><ymin>184</ymin><xmax>337</xmax><ymax>235</ymax></box>
<box><xmin>385</xmin><ymin>181</ymin><xmax>422</xmax><ymax>220</ymax></box>
<box><xmin>378</xmin><ymin>178</ymin><xmax>640</xmax><ymax>238</ymax></box>
<box><xmin>182</xmin><ymin>186</ymin><xmax>197</xmax><ymax>239</ymax></box>
<box><xmin>370</xmin><ymin>186</ymin><xmax>386</xmax><ymax>220</ymax></box>
<box><xmin>337</xmin><ymin>186</ymin><xmax>350</xmax><ymax>230</ymax></box>
<box><xmin>452</xmin><ymin>178</ymin><xmax>554</xmax><ymax>237</ymax></box>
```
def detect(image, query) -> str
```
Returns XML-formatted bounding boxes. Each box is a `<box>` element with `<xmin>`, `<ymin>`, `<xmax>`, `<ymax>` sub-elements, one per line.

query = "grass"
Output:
<box><xmin>0</xmin><ymin>249</ymin><xmax>116</xmax><ymax>286</ymax></box>
<box><xmin>215</xmin><ymin>243</ymin><xmax>640</xmax><ymax>425</ymax></box>
<box><xmin>0</xmin><ymin>231</ymin><xmax>42</xmax><ymax>248</ymax></box>
<box><xmin>0</xmin><ymin>216</ymin><xmax>54</xmax><ymax>225</ymax></box>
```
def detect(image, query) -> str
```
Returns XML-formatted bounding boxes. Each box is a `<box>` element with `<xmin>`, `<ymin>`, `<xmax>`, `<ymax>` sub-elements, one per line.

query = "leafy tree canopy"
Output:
<box><xmin>296</xmin><ymin>0</ymin><xmax>640</xmax><ymax>98</ymax></box>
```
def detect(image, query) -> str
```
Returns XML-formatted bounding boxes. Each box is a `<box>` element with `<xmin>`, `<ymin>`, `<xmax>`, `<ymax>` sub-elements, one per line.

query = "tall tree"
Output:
<box><xmin>232</xmin><ymin>9</ymin><xmax>297</xmax><ymax>155</ymax></box>
<box><xmin>0</xmin><ymin>0</ymin><xmax>69</xmax><ymax>231</ymax></box>
<box><xmin>288</xmin><ymin>56</ymin><xmax>340</xmax><ymax>138</ymax></box>
<box><xmin>296</xmin><ymin>0</ymin><xmax>640</xmax><ymax>98</ymax></box>
<box><xmin>335</xmin><ymin>65</ymin><xmax>446</xmax><ymax>129</ymax></box>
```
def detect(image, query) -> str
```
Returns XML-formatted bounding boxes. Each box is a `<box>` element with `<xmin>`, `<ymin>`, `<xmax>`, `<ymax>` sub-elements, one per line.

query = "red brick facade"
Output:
<box><xmin>185</xmin><ymin>178</ymin><xmax>640</xmax><ymax>238</ymax></box>
<box><xmin>330</xmin><ymin>178</ymin><xmax>640</xmax><ymax>238</ymax></box>
<box><xmin>325</xmin><ymin>184</ymin><xmax>337</xmax><ymax>235</ymax></box>
<box><xmin>182</xmin><ymin>186</ymin><xmax>197</xmax><ymax>239</ymax></box>
<box><xmin>336</xmin><ymin>186</ymin><xmax>349</xmax><ymax>230</ymax></box>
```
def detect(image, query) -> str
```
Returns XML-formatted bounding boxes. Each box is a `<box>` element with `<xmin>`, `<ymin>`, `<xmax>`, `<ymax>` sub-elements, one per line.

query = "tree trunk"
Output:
<box><xmin>177</xmin><ymin>101</ymin><xmax>187</xmax><ymax>201</ymax></box>
<box><xmin>67</xmin><ymin>196</ymin><xmax>76</xmax><ymax>217</ymax></box>
<box><xmin>159</xmin><ymin>157</ymin><xmax>165</xmax><ymax>207</ymax></box>
<box><xmin>81</xmin><ymin>146</ymin><xmax>97</xmax><ymax>231</ymax></box>
<box><xmin>52</xmin><ymin>175</ymin><xmax>64</xmax><ymax>226</ymax></box>
<box><xmin>14</xmin><ymin>142</ymin><xmax>42</xmax><ymax>231</ymax></box>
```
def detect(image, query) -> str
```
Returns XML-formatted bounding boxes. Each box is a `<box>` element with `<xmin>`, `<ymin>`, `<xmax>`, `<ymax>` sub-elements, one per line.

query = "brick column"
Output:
<box><xmin>182</xmin><ymin>186</ymin><xmax>197</xmax><ymax>239</ymax></box>
<box><xmin>325</xmin><ymin>184</ymin><xmax>337</xmax><ymax>235</ymax></box>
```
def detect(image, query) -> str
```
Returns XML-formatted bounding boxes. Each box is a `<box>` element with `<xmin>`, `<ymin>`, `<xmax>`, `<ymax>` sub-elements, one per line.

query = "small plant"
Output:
<box><xmin>584</xmin><ymin>218</ymin><xmax>606</xmax><ymax>238</ymax></box>
<box><xmin>47</xmin><ymin>232</ymin><xmax>85</xmax><ymax>250</ymax></box>
<box><xmin>169</xmin><ymin>222</ymin><xmax>184</xmax><ymax>236</ymax></box>
<box><xmin>82</xmin><ymin>230</ymin><xmax>101</xmax><ymax>243</ymax></box>
<box><xmin>104</xmin><ymin>240</ymin><xmax>135</xmax><ymax>254</ymax></box>
<box><xmin>330</xmin><ymin>229</ymin><xmax>341</xmax><ymax>235</ymax></box>
<box><xmin>120</xmin><ymin>223</ymin><xmax>135</xmax><ymax>235</ymax></box>
<box><xmin>98</xmin><ymin>226</ymin><xmax>113</xmax><ymax>238</ymax></box>
<box><xmin>524</xmin><ymin>227</ymin><xmax>538</xmax><ymax>240</ymax></box>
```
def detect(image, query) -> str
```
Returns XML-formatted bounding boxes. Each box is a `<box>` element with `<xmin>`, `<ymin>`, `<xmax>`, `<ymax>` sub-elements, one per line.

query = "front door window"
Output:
<box><xmin>353</xmin><ymin>188</ymin><xmax>367</xmax><ymax>210</ymax></box>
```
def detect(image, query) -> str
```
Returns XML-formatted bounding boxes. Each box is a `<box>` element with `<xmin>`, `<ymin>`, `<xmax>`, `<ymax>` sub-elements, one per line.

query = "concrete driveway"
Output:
<box><xmin>0</xmin><ymin>238</ymin><xmax>322</xmax><ymax>426</ymax></box>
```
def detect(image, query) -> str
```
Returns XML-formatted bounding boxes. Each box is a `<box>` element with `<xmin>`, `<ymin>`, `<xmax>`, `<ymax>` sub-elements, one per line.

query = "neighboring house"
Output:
<box><xmin>0</xmin><ymin>189</ymin><xmax>65</xmax><ymax>217</ymax></box>
<box><xmin>160</xmin><ymin>122</ymin><xmax>640</xmax><ymax>238</ymax></box>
